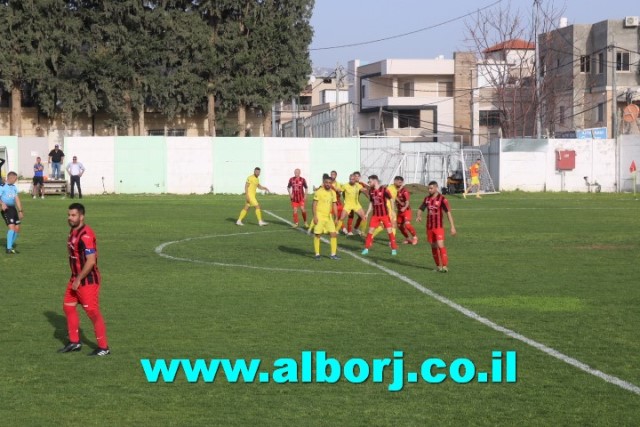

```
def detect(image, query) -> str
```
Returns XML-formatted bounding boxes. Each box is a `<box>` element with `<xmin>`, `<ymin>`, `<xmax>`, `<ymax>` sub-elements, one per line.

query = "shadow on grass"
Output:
<box><xmin>277</xmin><ymin>245</ymin><xmax>309</xmax><ymax>258</ymax></box>
<box><xmin>44</xmin><ymin>310</ymin><xmax>93</xmax><ymax>347</ymax></box>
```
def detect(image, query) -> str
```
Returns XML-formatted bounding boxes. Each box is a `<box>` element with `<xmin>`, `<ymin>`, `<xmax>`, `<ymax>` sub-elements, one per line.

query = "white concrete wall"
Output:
<box><xmin>65</xmin><ymin>137</ymin><xmax>116</xmax><ymax>194</ymax></box>
<box><xmin>499</xmin><ymin>138</ymin><xmax>617</xmax><ymax>192</ymax></box>
<box><xmin>261</xmin><ymin>138</ymin><xmax>311</xmax><ymax>195</ymax></box>
<box><xmin>166</xmin><ymin>137</ymin><xmax>214</xmax><ymax>194</ymax></box>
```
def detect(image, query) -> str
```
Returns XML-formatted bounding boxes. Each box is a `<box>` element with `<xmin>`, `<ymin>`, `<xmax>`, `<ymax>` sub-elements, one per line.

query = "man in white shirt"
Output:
<box><xmin>66</xmin><ymin>156</ymin><xmax>85</xmax><ymax>199</ymax></box>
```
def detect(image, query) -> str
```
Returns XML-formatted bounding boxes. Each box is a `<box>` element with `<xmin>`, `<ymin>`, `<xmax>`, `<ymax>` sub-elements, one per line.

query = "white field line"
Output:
<box><xmin>155</xmin><ymin>230</ymin><xmax>381</xmax><ymax>276</ymax></box>
<box><xmin>265</xmin><ymin>210</ymin><xmax>640</xmax><ymax>396</ymax></box>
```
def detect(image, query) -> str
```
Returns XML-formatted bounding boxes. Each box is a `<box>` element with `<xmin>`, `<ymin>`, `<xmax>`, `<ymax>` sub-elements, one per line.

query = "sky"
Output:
<box><xmin>310</xmin><ymin>0</ymin><xmax>634</xmax><ymax>70</ymax></box>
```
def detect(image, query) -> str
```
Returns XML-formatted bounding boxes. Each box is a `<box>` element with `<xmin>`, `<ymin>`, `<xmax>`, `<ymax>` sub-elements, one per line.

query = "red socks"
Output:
<box><xmin>431</xmin><ymin>247</ymin><xmax>448</xmax><ymax>267</ymax></box>
<box><xmin>365</xmin><ymin>233</ymin><xmax>373</xmax><ymax>249</ymax></box>
<box><xmin>63</xmin><ymin>304</ymin><xmax>80</xmax><ymax>343</ymax></box>
<box><xmin>64</xmin><ymin>304</ymin><xmax>109</xmax><ymax>348</ymax></box>
<box><xmin>405</xmin><ymin>223</ymin><xmax>417</xmax><ymax>237</ymax></box>
<box><xmin>293</xmin><ymin>212</ymin><xmax>299</xmax><ymax>224</ymax></box>
<box><xmin>388</xmin><ymin>232</ymin><xmax>398</xmax><ymax>250</ymax></box>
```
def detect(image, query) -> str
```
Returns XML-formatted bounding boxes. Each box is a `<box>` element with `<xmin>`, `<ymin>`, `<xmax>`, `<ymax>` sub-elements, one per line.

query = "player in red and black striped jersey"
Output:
<box><xmin>416</xmin><ymin>181</ymin><xmax>457</xmax><ymax>272</ymax></box>
<box><xmin>287</xmin><ymin>169</ymin><xmax>308</xmax><ymax>228</ymax></box>
<box><xmin>362</xmin><ymin>175</ymin><xmax>398</xmax><ymax>255</ymax></box>
<box><xmin>58</xmin><ymin>203</ymin><xmax>110</xmax><ymax>356</ymax></box>
<box><xmin>394</xmin><ymin>176</ymin><xmax>418</xmax><ymax>245</ymax></box>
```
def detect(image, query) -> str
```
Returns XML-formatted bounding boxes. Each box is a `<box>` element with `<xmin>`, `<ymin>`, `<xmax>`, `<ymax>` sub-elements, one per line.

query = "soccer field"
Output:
<box><xmin>1</xmin><ymin>192</ymin><xmax>639</xmax><ymax>426</ymax></box>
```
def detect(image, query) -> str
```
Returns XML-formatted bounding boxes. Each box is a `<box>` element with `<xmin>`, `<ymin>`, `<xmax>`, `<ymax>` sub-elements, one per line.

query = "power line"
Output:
<box><xmin>310</xmin><ymin>0</ymin><xmax>503</xmax><ymax>51</ymax></box>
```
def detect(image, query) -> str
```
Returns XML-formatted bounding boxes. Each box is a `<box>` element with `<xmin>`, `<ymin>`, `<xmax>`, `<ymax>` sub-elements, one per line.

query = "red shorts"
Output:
<box><xmin>369</xmin><ymin>215</ymin><xmax>392</xmax><ymax>229</ymax></box>
<box><xmin>336</xmin><ymin>203</ymin><xmax>344</xmax><ymax>219</ymax></box>
<box><xmin>63</xmin><ymin>279</ymin><xmax>101</xmax><ymax>310</ymax></box>
<box><xmin>396</xmin><ymin>209</ymin><xmax>412</xmax><ymax>225</ymax></box>
<box><xmin>290</xmin><ymin>200</ymin><xmax>305</xmax><ymax>208</ymax></box>
<box><xmin>426</xmin><ymin>227</ymin><xmax>445</xmax><ymax>243</ymax></box>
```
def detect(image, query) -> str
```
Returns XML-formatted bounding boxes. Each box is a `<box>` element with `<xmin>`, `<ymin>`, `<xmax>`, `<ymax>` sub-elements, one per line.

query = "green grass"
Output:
<box><xmin>1</xmin><ymin>192</ymin><xmax>639</xmax><ymax>426</ymax></box>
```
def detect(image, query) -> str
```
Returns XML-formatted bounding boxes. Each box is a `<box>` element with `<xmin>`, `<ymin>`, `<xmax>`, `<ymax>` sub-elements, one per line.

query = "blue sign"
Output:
<box><xmin>576</xmin><ymin>127</ymin><xmax>608</xmax><ymax>139</ymax></box>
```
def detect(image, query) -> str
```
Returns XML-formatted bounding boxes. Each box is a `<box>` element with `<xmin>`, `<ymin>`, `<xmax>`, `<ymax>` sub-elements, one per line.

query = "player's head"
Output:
<box><xmin>36</xmin><ymin>157</ymin><xmax>41</xmax><ymax>163</ymax></box>
<box><xmin>68</xmin><ymin>203</ymin><xmax>86</xmax><ymax>228</ymax></box>
<box><xmin>294</xmin><ymin>168</ymin><xmax>300</xmax><ymax>177</ymax></box>
<box><xmin>428</xmin><ymin>181</ymin><xmax>439</xmax><ymax>196</ymax></box>
<box><xmin>394</xmin><ymin>176</ymin><xmax>404</xmax><ymax>188</ymax></box>
<box><xmin>254</xmin><ymin>167</ymin><xmax>261</xmax><ymax>177</ymax></box>
<box><xmin>476</xmin><ymin>158</ymin><xmax>481</xmax><ymax>164</ymax></box>
<box><xmin>329</xmin><ymin>170</ymin><xmax>337</xmax><ymax>181</ymax></box>
<box><xmin>348</xmin><ymin>174</ymin><xmax>356</xmax><ymax>184</ymax></box>
<box><xmin>72</xmin><ymin>156</ymin><xmax>78</xmax><ymax>162</ymax></box>
<box><xmin>322</xmin><ymin>173</ymin><xmax>332</xmax><ymax>189</ymax></box>
<box><xmin>368</xmin><ymin>174</ymin><xmax>379</xmax><ymax>188</ymax></box>
<box><xmin>6</xmin><ymin>171</ymin><xmax>17</xmax><ymax>184</ymax></box>
<box><xmin>353</xmin><ymin>171</ymin><xmax>361</xmax><ymax>178</ymax></box>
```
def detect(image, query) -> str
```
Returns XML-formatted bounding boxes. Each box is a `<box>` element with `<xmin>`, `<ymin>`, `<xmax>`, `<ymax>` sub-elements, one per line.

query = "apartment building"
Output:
<box><xmin>539</xmin><ymin>17</ymin><xmax>640</xmax><ymax>137</ymax></box>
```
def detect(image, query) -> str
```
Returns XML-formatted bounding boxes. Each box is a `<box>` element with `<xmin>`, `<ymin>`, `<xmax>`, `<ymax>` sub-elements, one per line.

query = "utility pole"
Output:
<box><xmin>610</xmin><ymin>41</ymin><xmax>620</xmax><ymax>192</ymax></box>
<box><xmin>534</xmin><ymin>0</ymin><xmax>542</xmax><ymax>139</ymax></box>
<box><xmin>335</xmin><ymin>63</ymin><xmax>345</xmax><ymax>106</ymax></box>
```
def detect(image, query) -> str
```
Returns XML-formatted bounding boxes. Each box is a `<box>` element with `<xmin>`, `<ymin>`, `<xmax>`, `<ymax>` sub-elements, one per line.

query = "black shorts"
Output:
<box><xmin>1</xmin><ymin>206</ymin><xmax>20</xmax><ymax>226</ymax></box>
<box><xmin>33</xmin><ymin>176</ymin><xmax>44</xmax><ymax>186</ymax></box>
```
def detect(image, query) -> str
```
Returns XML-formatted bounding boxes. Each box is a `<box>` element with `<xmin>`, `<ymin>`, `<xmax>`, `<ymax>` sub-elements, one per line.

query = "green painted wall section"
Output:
<box><xmin>114</xmin><ymin>137</ymin><xmax>167</xmax><ymax>193</ymax></box>
<box><xmin>309</xmin><ymin>138</ymin><xmax>360</xmax><ymax>187</ymax></box>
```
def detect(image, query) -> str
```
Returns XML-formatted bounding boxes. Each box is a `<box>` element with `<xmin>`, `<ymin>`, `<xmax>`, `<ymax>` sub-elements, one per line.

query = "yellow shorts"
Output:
<box><xmin>246</xmin><ymin>196</ymin><xmax>259</xmax><ymax>207</ymax></box>
<box><xmin>471</xmin><ymin>176</ymin><xmax>480</xmax><ymax>186</ymax></box>
<box><xmin>314</xmin><ymin>217</ymin><xmax>337</xmax><ymax>234</ymax></box>
<box><xmin>343</xmin><ymin>203</ymin><xmax>363</xmax><ymax>214</ymax></box>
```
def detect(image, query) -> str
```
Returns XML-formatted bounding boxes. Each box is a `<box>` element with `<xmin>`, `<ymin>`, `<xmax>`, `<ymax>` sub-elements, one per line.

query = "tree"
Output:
<box><xmin>465</xmin><ymin>0</ymin><xmax>564</xmax><ymax>139</ymax></box>
<box><xmin>0</xmin><ymin>0</ymin><xmax>65</xmax><ymax>135</ymax></box>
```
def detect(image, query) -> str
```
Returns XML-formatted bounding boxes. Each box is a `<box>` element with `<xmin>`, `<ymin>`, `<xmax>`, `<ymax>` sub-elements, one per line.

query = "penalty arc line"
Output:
<box><xmin>264</xmin><ymin>209</ymin><xmax>640</xmax><ymax>396</ymax></box>
<box><xmin>155</xmin><ymin>230</ymin><xmax>382</xmax><ymax>276</ymax></box>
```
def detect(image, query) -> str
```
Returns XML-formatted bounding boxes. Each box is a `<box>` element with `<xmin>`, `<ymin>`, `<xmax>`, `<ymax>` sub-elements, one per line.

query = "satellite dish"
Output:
<box><xmin>623</xmin><ymin>104</ymin><xmax>639</xmax><ymax>123</ymax></box>
<box><xmin>308</xmin><ymin>75</ymin><xmax>316</xmax><ymax>85</ymax></box>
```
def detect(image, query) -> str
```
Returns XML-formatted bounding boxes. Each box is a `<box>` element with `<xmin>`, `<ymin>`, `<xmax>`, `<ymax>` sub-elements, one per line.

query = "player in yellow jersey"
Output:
<box><xmin>337</xmin><ymin>174</ymin><xmax>367</xmax><ymax>235</ymax></box>
<box><xmin>236</xmin><ymin>167</ymin><xmax>270</xmax><ymax>226</ymax></box>
<box><xmin>308</xmin><ymin>170</ymin><xmax>343</xmax><ymax>235</ymax></box>
<box><xmin>312</xmin><ymin>174</ymin><xmax>340</xmax><ymax>260</ymax></box>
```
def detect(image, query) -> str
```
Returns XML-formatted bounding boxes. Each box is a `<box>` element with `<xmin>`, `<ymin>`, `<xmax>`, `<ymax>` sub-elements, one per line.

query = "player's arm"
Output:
<box><xmin>365</xmin><ymin>202</ymin><xmax>372</xmax><ymax>218</ymax></box>
<box><xmin>244</xmin><ymin>181</ymin><xmax>251</xmax><ymax>201</ymax></box>
<box><xmin>415</xmin><ymin>200</ymin><xmax>427</xmax><ymax>222</ymax></box>
<box><xmin>258</xmin><ymin>183</ymin><xmax>270</xmax><ymax>193</ymax></box>
<box><xmin>446</xmin><ymin>211</ymin><xmax>456</xmax><ymax>236</ymax></box>
<box><xmin>15</xmin><ymin>194</ymin><xmax>23</xmax><ymax>219</ymax></box>
<box><xmin>303</xmin><ymin>179</ymin><xmax>308</xmax><ymax>199</ymax></box>
<box><xmin>71</xmin><ymin>252</ymin><xmax>96</xmax><ymax>291</ymax></box>
<box><xmin>443</xmin><ymin>201</ymin><xmax>456</xmax><ymax>236</ymax></box>
<box><xmin>312</xmin><ymin>199</ymin><xmax>319</xmax><ymax>224</ymax></box>
<box><xmin>287</xmin><ymin>179</ymin><xmax>293</xmax><ymax>199</ymax></box>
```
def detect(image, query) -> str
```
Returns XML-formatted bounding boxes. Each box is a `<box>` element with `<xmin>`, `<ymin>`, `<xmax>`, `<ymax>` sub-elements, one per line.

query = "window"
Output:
<box><xmin>370</xmin><ymin>118</ymin><xmax>376</xmax><ymax>130</ymax></box>
<box><xmin>398</xmin><ymin>110</ymin><xmax>420</xmax><ymax>128</ymax></box>
<box><xmin>402</xmin><ymin>82</ymin><xmax>414</xmax><ymax>97</ymax></box>
<box><xmin>479</xmin><ymin>110</ymin><xmax>502</xmax><ymax>127</ymax></box>
<box><xmin>597</xmin><ymin>103</ymin><xmax>605</xmax><ymax>122</ymax></box>
<box><xmin>361</xmin><ymin>84</ymin><xmax>366</xmax><ymax>99</ymax></box>
<box><xmin>148</xmin><ymin>129</ymin><xmax>186</xmax><ymax>136</ymax></box>
<box><xmin>580</xmin><ymin>55</ymin><xmax>591</xmax><ymax>73</ymax></box>
<box><xmin>438</xmin><ymin>81</ymin><xmax>453</xmax><ymax>97</ymax></box>
<box><xmin>559</xmin><ymin>106</ymin><xmax>565</xmax><ymax>125</ymax></box>
<box><xmin>616</xmin><ymin>52</ymin><xmax>630</xmax><ymax>71</ymax></box>
<box><xmin>598</xmin><ymin>52</ymin><xmax>604</xmax><ymax>74</ymax></box>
